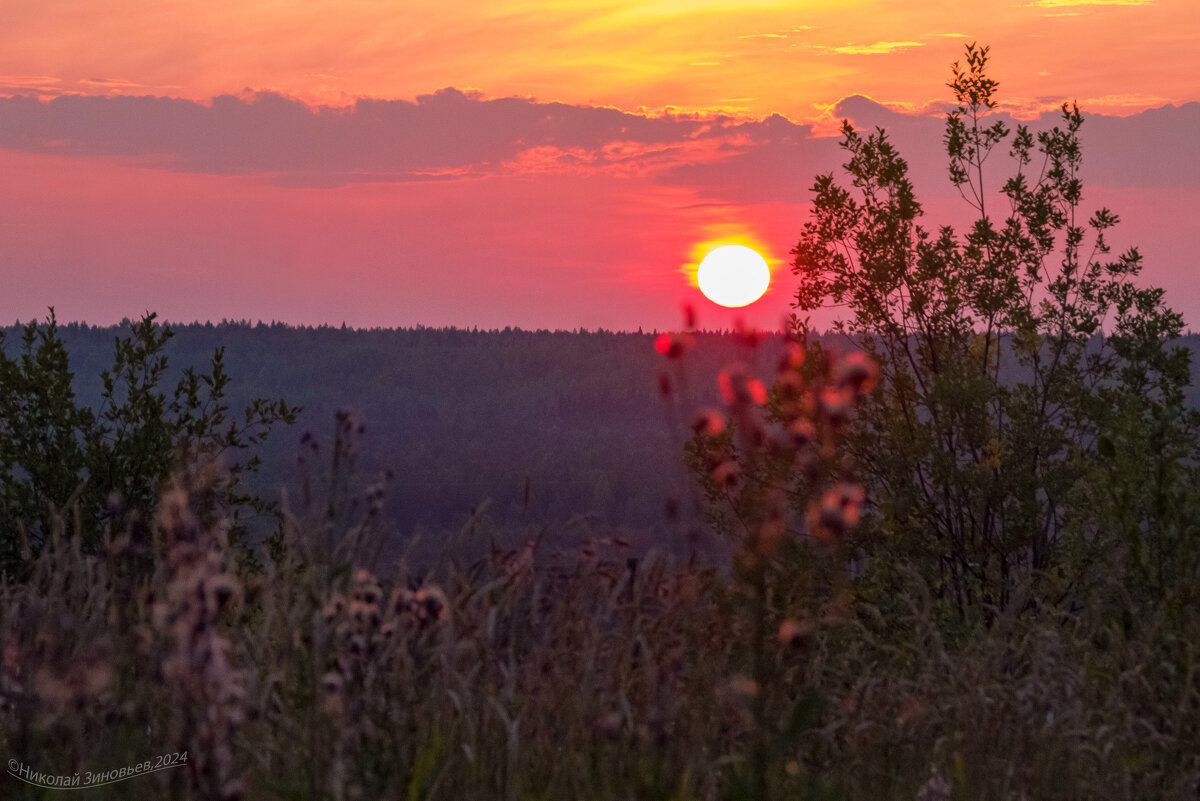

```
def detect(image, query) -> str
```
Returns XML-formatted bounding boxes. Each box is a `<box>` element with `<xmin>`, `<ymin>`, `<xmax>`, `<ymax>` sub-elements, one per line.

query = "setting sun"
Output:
<box><xmin>696</xmin><ymin>244</ymin><xmax>771</xmax><ymax>308</ymax></box>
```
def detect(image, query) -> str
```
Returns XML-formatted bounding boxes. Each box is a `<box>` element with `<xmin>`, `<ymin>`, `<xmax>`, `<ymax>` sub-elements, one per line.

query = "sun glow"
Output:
<box><xmin>695</xmin><ymin>244</ymin><xmax>771</xmax><ymax>307</ymax></box>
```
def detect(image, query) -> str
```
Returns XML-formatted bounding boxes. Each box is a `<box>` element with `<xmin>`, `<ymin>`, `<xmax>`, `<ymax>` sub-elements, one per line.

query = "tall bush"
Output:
<box><xmin>789</xmin><ymin>44</ymin><xmax>1197</xmax><ymax>617</ymax></box>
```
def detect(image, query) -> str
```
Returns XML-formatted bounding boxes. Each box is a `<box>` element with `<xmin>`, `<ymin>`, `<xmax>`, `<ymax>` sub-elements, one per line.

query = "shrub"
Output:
<box><xmin>0</xmin><ymin>310</ymin><xmax>298</xmax><ymax>576</ymax></box>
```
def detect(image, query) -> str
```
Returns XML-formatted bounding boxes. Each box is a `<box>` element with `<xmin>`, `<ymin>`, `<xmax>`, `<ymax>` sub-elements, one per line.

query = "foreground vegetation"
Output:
<box><xmin>2</xmin><ymin>46</ymin><xmax>1198</xmax><ymax>800</ymax></box>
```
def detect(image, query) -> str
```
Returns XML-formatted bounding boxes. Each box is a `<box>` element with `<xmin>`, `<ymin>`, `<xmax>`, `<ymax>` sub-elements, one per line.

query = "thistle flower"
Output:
<box><xmin>788</xmin><ymin>418</ymin><xmax>817</xmax><ymax>449</ymax></box>
<box><xmin>718</xmin><ymin>365</ymin><xmax>767</xmax><ymax>407</ymax></box>
<box><xmin>352</xmin><ymin>570</ymin><xmax>382</xmax><ymax>607</ymax></box>
<box><xmin>809</xmin><ymin>482</ymin><xmax>865</xmax><ymax>540</ymax></box>
<box><xmin>654</xmin><ymin>332</ymin><xmax>695</xmax><ymax>359</ymax></box>
<box><xmin>835</xmin><ymin>351</ymin><xmax>878</xmax><ymax>395</ymax></box>
<box><xmin>818</xmin><ymin>387</ymin><xmax>854</xmax><ymax>428</ymax></box>
<box><xmin>157</xmin><ymin>486</ymin><xmax>199</xmax><ymax>541</ymax></box>
<box><xmin>389</xmin><ymin>588</ymin><xmax>414</xmax><ymax>617</ymax></box>
<box><xmin>779</xmin><ymin>340</ymin><xmax>806</xmax><ymax>371</ymax></box>
<box><xmin>711</xmin><ymin>460</ymin><xmax>741</xmax><ymax>489</ymax></box>
<box><xmin>350</xmin><ymin>600</ymin><xmax>381</xmax><ymax>631</ymax></box>
<box><xmin>411</xmin><ymin>586</ymin><xmax>449</xmax><ymax>626</ymax></box>
<box><xmin>690</xmin><ymin>408</ymin><xmax>725</xmax><ymax>436</ymax></box>
<box><xmin>323</xmin><ymin>593</ymin><xmax>348</xmax><ymax>622</ymax></box>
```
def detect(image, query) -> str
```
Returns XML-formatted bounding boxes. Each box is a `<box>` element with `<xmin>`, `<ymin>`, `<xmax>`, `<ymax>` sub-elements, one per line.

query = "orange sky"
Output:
<box><xmin>3</xmin><ymin>0</ymin><xmax>1195</xmax><ymax>118</ymax></box>
<box><xmin>1</xmin><ymin>0</ymin><xmax>1197</xmax><ymax>330</ymax></box>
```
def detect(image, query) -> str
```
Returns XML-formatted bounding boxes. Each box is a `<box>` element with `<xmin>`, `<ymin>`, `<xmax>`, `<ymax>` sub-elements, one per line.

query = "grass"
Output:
<box><xmin>2</xmin><ymin>345</ymin><xmax>1198</xmax><ymax>801</ymax></box>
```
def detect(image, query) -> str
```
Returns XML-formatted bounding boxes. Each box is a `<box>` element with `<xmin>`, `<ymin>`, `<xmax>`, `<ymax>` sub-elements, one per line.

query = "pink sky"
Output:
<box><xmin>1</xmin><ymin>0</ymin><xmax>1197</xmax><ymax>331</ymax></box>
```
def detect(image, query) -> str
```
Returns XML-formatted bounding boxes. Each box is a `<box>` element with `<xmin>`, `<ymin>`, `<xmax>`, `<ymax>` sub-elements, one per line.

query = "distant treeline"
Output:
<box><xmin>1</xmin><ymin>320</ymin><xmax>786</xmax><ymax>550</ymax></box>
<box><xmin>7</xmin><ymin>319</ymin><xmax>1200</xmax><ymax>551</ymax></box>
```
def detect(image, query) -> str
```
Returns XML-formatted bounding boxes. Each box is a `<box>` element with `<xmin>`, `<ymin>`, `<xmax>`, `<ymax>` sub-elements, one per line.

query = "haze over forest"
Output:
<box><xmin>12</xmin><ymin>320</ymin><xmax>1200</xmax><ymax>559</ymax></box>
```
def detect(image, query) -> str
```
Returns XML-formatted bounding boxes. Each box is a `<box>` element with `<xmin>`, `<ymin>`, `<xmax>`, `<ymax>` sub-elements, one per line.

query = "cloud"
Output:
<box><xmin>0</xmin><ymin>75</ymin><xmax>62</xmax><ymax>93</ymax></box>
<box><xmin>661</xmin><ymin>96</ymin><xmax>1199</xmax><ymax>205</ymax></box>
<box><xmin>812</xmin><ymin>41</ymin><xmax>926</xmax><ymax>55</ymax></box>
<box><xmin>0</xmin><ymin>87</ymin><xmax>1193</xmax><ymax>200</ymax></box>
<box><xmin>78</xmin><ymin>78</ymin><xmax>146</xmax><ymax>94</ymax></box>
<box><xmin>656</xmin><ymin>114</ymin><xmax>843</xmax><ymax>205</ymax></box>
<box><xmin>0</xmin><ymin>89</ymin><xmax>725</xmax><ymax>185</ymax></box>
<box><xmin>1028</xmin><ymin>0</ymin><xmax>1153</xmax><ymax>5</ymax></box>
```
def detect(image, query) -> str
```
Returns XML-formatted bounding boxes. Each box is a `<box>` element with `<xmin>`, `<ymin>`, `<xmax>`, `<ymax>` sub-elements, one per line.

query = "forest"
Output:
<box><xmin>9</xmin><ymin>320</ymin><xmax>1198</xmax><ymax>559</ymax></box>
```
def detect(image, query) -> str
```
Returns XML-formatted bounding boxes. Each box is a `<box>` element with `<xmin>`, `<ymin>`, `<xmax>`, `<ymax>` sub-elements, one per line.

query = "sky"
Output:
<box><xmin>1</xmin><ymin>0</ymin><xmax>1197</xmax><ymax>332</ymax></box>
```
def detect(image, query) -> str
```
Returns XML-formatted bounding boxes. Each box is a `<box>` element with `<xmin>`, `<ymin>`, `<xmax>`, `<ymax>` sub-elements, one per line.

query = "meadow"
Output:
<box><xmin>1</xmin><ymin>313</ymin><xmax>1197</xmax><ymax>800</ymax></box>
<box><xmin>2</xmin><ymin>47</ymin><xmax>1199</xmax><ymax>800</ymax></box>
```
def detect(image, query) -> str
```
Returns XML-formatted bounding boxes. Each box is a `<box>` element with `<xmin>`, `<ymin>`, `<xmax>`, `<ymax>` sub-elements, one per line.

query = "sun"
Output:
<box><xmin>696</xmin><ymin>244</ymin><xmax>771</xmax><ymax>307</ymax></box>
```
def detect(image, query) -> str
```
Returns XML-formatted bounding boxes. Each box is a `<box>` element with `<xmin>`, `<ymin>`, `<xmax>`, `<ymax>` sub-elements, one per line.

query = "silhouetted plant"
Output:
<box><xmin>789</xmin><ymin>43</ymin><xmax>1197</xmax><ymax>619</ymax></box>
<box><xmin>667</xmin><ymin>308</ymin><xmax>876</xmax><ymax>800</ymax></box>
<box><xmin>0</xmin><ymin>309</ymin><xmax>299</xmax><ymax>576</ymax></box>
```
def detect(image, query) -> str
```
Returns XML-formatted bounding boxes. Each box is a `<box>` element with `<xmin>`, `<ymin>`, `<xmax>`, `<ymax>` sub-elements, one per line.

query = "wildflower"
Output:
<box><xmin>690</xmin><ymin>408</ymin><xmax>725</xmax><ymax>436</ymax></box>
<box><xmin>818</xmin><ymin>386</ymin><xmax>854</xmax><ymax>428</ymax></box>
<box><xmin>350</xmin><ymin>600</ymin><xmax>381</xmax><ymax>631</ymax></box>
<box><xmin>157</xmin><ymin>486</ymin><xmax>198</xmax><ymax>540</ymax></box>
<box><xmin>778</xmin><ymin>619</ymin><xmax>813</xmax><ymax>647</ymax></box>
<box><xmin>810</xmin><ymin>482</ymin><xmax>865</xmax><ymax>539</ymax></box>
<box><xmin>412</xmin><ymin>586</ymin><xmax>448</xmax><ymax>625</ymax></box>
<box><xmin>654</xmin><ymin>332</ymin><xmax>694</xmax><ymax>359</ymax></box>
<box><xmin>788</xmin><ymin>418</ymin><xmax>817</xmax><ymax>449</ymax></box>
<box><xmin>718</xmin><ymin>365</ymin><xmax>767</xmax><ymax>406</ymax></box>
<box><xmin>711</xmin><ymin>460</ymin><xmax>741</xmax><ymax>489</ymax></box>
<box><xmin>835</xmin><ymin>351</ymin><xmax>878</xmax><ymax>395</ymax></box>
<box><xmin>322</xmin><ymin>593</ymin><xmax>348</xmax><ymax>622</ymax></box>
<box><xmin>352</xmin><ymin>570</ymin><xmax>382</xmax><ymax>606</ymax></box>
<box><xmin>389</xmin><ymin>588</ymin><xmax>413</xmax><ymax>617</ymax></box>
<box><xmin>779</xmin><ymin>340</ymin><xmax>806</xmax><ymax>371</ymax></box>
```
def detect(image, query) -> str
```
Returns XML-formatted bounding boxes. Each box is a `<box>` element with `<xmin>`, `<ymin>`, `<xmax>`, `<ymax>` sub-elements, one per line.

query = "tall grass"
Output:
<box><xmin>2</xmin><ymin>341</ymin><xmax>1198</xmax><ymax>800</ymax></box>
